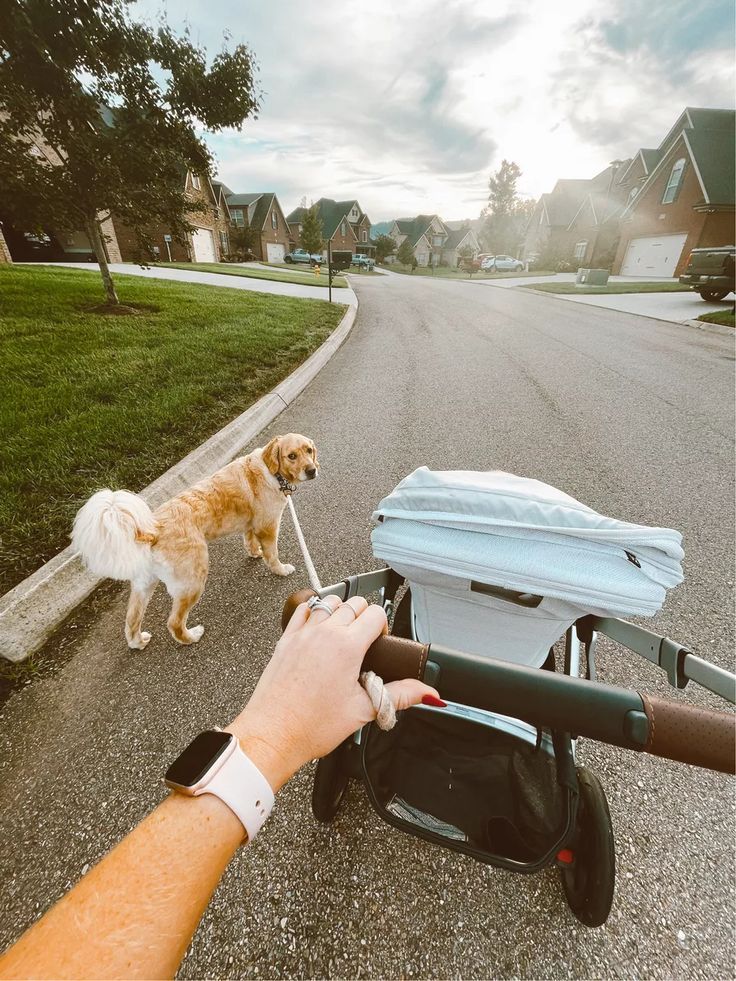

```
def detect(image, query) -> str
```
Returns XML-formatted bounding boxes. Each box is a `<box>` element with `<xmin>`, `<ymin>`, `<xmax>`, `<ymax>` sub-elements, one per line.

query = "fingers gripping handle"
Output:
<box><xmin>281</xmin><ymin>591</ymin><xmax>430</xmax><ymax>681</ymax></box>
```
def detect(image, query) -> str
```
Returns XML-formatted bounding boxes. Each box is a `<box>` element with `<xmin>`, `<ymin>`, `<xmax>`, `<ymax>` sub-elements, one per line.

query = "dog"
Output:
<box><xmin>71</xmin><ymin>433</ymin><xmax>318</xmax><ymax>650</ymax></box>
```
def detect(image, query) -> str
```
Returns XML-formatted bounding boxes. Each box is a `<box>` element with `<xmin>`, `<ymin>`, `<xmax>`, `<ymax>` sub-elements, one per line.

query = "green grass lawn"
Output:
<box><xmin>519</xmin><ymin>281</ymin><xmax>689</xmax><ymax>294</ymax></box>
<box><xmin>0</xmin><ymin>264</ymin><xmax>346</xmax><ymax>594</ymax></box>
<box><xmin>388</xmin><ymin>266</ymin><xmax>555</xmax><ymax>280</ymax></box>
<box><xmin>697</xmin><ymin>307</ymin><xmax>735</xmax><ymax>327</ymax></box>
<box><xmin>152</xmin><ymin>261</ymin><xmax>347</xmax><ymax>289</ymax></box>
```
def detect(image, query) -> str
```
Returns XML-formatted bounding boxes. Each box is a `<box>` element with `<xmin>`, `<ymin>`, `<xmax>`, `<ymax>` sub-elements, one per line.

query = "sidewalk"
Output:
<box><xmin>47</xmin><ymin>262</ymin><xmax>358</xmax><ymax>306</ymax></box>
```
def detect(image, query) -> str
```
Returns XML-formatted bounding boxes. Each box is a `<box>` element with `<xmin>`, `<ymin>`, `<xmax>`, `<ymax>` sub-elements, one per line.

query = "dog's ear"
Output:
<box><xmin>311</xmin><ymin>440</ymin><xmax>319</xmax><ymax>469</ymax></box>
<box><xmin>262</xmin><ymin>436</ymin><xmax>281</xmax><ymax>474</ymax></box>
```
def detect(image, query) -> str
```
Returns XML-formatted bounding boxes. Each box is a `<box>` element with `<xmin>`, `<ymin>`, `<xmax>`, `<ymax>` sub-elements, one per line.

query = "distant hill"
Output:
<box><xmin>370</xmin><ymin>221</ymin><xmax>394</xmax><ymax>238</ymax></box>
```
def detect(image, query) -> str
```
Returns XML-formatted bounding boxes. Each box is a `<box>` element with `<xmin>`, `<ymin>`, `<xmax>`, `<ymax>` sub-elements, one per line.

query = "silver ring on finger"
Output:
<box><xmin>307</xmin><ymin>597</ymin><xmax>335</xmax><ymax>616</ymax></box>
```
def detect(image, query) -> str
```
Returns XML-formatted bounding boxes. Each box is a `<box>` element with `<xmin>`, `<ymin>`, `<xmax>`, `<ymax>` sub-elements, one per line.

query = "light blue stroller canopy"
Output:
<box><xmin>371</xmin><ymin>469</ymin><xmax>684</xmax><ymax>667</ymax></box>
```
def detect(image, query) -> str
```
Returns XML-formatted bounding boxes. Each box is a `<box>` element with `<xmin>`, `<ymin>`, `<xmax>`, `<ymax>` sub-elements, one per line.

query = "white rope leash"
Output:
<box><xmin>286</xmin><ymin>496</ymin><xmax>322</xmax><ymax>593</ymax></box>
<box><xmin>286</xmin><ymin>496</ymin><xmax>396</xmax><ymax>730</ymax></box>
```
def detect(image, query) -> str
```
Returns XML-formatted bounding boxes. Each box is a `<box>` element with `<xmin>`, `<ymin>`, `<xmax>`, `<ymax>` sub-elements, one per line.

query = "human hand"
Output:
<box><xmin>227</xmin><ymin>596</ymin><xmax>440</xmax><ymax>791</ymax></box>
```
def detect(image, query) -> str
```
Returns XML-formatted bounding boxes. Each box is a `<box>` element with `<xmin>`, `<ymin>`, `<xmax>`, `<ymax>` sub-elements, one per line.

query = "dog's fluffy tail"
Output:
<box><xmin>72</xmin><ymin>489</ymin><xmax>157</xmax><ymax>581</ymax></box>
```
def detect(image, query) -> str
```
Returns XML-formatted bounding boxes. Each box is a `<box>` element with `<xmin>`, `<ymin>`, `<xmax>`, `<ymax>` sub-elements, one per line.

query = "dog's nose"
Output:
<box><xmin>306</xmin><ymin>467</ymin><xmax>317</xmax><ymax>479</ymax></box>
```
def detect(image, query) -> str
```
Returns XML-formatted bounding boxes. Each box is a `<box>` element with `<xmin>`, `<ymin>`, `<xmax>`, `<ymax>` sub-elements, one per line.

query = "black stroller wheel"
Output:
<box><xmin>561</xmin><ymin>766</ymin><xmax>615</xmax><ymax>927</ymax></box>
<box><xmin>312</xmin><ymin>742</ymin><xmax>350</xmax><ymax>823</ymax></box>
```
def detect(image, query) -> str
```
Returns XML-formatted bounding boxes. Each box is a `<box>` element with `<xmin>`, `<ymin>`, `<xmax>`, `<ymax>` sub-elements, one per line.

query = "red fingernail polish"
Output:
<box><xmin>421</xmin><ymin>694</ymin><xmax>447</xmax><ymax>708</ymax></box>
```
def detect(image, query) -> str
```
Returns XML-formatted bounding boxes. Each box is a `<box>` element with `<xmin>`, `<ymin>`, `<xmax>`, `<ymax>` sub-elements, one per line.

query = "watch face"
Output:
<box><xmin>165</xmin><ymin>730</ymin><xmax>233</xmax><ymax>788</ymax></box>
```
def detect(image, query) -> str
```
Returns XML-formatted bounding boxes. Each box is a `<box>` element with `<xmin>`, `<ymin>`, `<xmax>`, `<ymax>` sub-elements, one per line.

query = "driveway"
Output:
<box><xmin>46</xmin><ymin>261</ymin><xmax>358</xmax><ymax>306</ymax></box>
<box><xmin>1</xmin><ymin>274</ymin><xmax>733</xmax><ymax>980</ymax></box>
<box><xmin>533</xmin><ymin>288</ymin><xmax>733</xmax><ymax>324</ymax></box>
<box><xmin>467</xmin><ymin>273</ymin><xmax>732</xmax><ymax>324</ymax></box>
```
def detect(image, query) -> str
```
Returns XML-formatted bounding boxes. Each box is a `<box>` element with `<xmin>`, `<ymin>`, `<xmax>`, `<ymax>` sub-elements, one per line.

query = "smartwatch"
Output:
<box><xmin>164</xmin><ymin>730</ymin><xmax>274</xmax><ymax>842</ymax></box>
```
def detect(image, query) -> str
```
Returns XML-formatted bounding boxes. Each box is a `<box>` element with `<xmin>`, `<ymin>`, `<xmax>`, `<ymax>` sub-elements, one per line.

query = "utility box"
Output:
<box><xmin>576</xmin><ymin>268</ymin><xmax>610</xmax><ymax>286</ymax></box>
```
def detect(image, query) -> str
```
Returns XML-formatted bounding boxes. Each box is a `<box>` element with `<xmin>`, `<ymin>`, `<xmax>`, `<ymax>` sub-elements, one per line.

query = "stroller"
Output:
<box><xmin>282</xmin><ymin>470</ymin><xmax>735</xmax><ymax>928</ymax></box>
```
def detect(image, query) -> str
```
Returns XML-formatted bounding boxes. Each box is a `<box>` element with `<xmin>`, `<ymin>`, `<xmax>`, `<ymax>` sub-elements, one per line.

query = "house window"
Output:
<box><xmin>191</xmin><ymin>174</ymin><xmax>201</xmax><ymax>190</ymax></box>
<box><xmin>362</xmin><ymin>229</ymin><xmax>367</xmax><ymax>241</ymax></box>
<box><xmin>433</xmin><ymin>235</ymin><xmax>443</xmax><ymax>246</ymax></box>
<box><xmin>574</xmin><ymin>241</ymin><xmax>588</xmax><ymax>260</ymax></box>
<box><xmin>231</xmin><ymin>209</ymin><xmax>245</xmax><ymax>227</ymax></box>
<box><xmin>271</xmin><ymin>209</ymin><xmax>278</xmax><ymax>229</ymax></box>
<box><xmin>219</xmin><ymin>230</ymin><xmax>229</xmax><ymax>253</ymax></box>
<box><xmin>662</xmin><ymin>158</ymin><xmax>686</xmax><ymax>204</ymax></box>
<box><xmin>350</xmin><ymin>206</ymin><xmax>359</xmax><ymax>219</ymax></box>
<box><xmin>298</xmin><ymin>224</ymin><xmax>303</xmax><ymax>233</ymax></box>
<box><xmin>341</xmin><ymin>220</ymin><xmax>347</xmax><ymax>237</ymax></box>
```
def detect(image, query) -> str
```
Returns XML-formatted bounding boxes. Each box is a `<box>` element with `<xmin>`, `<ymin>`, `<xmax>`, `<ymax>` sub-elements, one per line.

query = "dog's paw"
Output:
<box><xmin>128</xmin><ymin>631</ymin><xmax>151</xmax><ymax>651</ymax></box>
<box><xmin>188</xmin><ymin>624</ymin><xmax>205</xmax><ymax>643</ymax></box>
<box><xmin>274</xmin><ymin>563</ymin><xmax>296</xmax><ymax>577</ymax></box>
<box><xmin>247</xmin><ymin>547</ymin><xmax>263</xmax><ymax>559</ymax></box>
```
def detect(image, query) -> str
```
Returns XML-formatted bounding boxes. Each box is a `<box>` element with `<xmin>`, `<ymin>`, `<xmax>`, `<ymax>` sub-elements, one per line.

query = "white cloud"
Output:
<box><xmin>135</xmin><ymin>0</ymin><xmax>734</xmax><ymax>221</ymax></box>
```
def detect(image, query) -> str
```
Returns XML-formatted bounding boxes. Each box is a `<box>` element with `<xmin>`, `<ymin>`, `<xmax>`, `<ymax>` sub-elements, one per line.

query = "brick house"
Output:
<box><xmin>388</xmin><ymin>215</ymin><xmax>448</xmax><ymax>266</ymax></box>
<box><xmin>286</xmin><ymin>198</ymin><xmax>372</xmax><ymax>259</ymax></box>
<box><xmin>224</xmin><ymin>192</ymin><xmax>292</xmax><ymax>263</ymax></box>
<box><xmin>564</xmin><ymin>163</ymin><xmax>632</xmax><ymax>269</ymax></box>
<box><xmin>112</xmin><ymin>170</ymin><xmax>225</xmax><ymax>263</ymax></box>
<box><xmin>441</xmin><ymin>226</ymin><xmax>480</xmax><ymax>266</ymax></box>
<box><xmin>521</xmin><ymin>163</ymin><xmax>628</xmax><ymax>267</ymax></box>
<box><xmin>611</xmin><ymin>108</ymin><xmax>735</xmax><ymax>277</ymax></box>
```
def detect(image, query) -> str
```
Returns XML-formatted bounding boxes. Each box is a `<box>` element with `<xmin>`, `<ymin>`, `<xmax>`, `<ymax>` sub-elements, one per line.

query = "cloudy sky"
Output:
<box><xmin>135</xmin><ymin>0</ymin><xmax>734</xmax><ymax>223</ymax></box>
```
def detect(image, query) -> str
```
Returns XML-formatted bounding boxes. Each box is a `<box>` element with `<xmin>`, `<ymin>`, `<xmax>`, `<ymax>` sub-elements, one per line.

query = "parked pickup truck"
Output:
<box><xmin>351</xmin><ymin>254</ymin><xmax>375</xmax><ymax>269</ymax></box>
<box><xmin>284</xmin><ymin>248</ymin><xmax>323</xmax><ymax>265</ymax></box>
<box><xmin>679</xmin><ymin>246</ymin><xmax>735</xmax><ymax>301</ymax></box>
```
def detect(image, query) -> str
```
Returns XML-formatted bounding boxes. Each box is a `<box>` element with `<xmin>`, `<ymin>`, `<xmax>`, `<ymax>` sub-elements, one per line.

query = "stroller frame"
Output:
<box><xmin>303</xmin><ymin>566</ymin><xmax>735</xmax><ymax>927</ymax></box>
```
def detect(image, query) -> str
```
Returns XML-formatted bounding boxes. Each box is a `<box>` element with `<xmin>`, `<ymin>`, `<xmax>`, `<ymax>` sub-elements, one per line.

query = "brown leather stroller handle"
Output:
<box><xmin>641</xmin><ymin>694</ymin><xmax>735</xmax><ymax>773</ymax></box>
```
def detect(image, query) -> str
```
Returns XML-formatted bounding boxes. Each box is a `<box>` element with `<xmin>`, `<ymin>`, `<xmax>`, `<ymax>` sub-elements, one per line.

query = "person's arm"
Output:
<box><xmin>0</xmin><ymin>595</ymin><xmax>438</xmax><ymax>980</ymax></box>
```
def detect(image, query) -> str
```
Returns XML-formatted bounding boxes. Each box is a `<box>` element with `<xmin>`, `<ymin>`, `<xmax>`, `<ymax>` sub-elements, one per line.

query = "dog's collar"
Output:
<box><xmin>275</xmin><ymin>472</ymin><xmax>297</xmax><ymax>495</ymax></box>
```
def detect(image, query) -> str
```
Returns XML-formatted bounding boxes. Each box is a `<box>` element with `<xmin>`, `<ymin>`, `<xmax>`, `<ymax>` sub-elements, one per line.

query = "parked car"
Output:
<box><xmin>483</xmin><ymin>254</ymin><xmax>524</xmax><ymax>272</ymax></box>
<box><xmin>351</xmin><ymin>254</ymin><xmax>375</xmax><ymax>269</ymax></box>
<box><xmin>679</xmin><ymin>246</ymin><xmax>735</xmax><ymax>301</ymax></box>
<box><xmin>284</xmin><ymin>248</ymin><xmax>322</xmax><ymax>265</ymax></box>
<box><xmin>480</xmin><ymin>256</ymin><xmax>496</xmax><ymax>270</ymax></box>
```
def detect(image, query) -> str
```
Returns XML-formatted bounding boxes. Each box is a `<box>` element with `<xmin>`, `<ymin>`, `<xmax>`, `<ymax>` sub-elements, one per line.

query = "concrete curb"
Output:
<box><xmin>517</xmin><ymin>287</ymin><xmax>734</xmax><ymax>336</ymax></box>
<box><xmin>0</xmin><ymin>302</ymin><xmax>358</xmax><ymax>663</ymax></box>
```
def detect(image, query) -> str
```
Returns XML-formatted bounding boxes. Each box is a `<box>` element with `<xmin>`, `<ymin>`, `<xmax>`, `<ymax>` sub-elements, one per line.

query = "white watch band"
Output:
<box><xmin>196</xmin><ymin>741</ymin><xmax>275</xmax><ymax>841</ymax></box>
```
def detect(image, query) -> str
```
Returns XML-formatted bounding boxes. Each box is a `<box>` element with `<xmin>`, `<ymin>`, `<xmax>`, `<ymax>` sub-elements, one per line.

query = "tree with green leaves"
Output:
<box><xmin>229</xmin><ymin>224</ymin><xmax>258</xmax><ymax>260</ymax></box>
<box><xmin>299</xmin><ymin>205</ymin><xmax>323</xmax><ymax>257</ymax></box>
<box><xmin>0</xmin><ymin>0</ymin><xmax>260</xmax><ymax>305</ymax></box>
<box><xmin>480</xmin><ymin>160</ymin><xmax>534</xmax><ymax>257</ymax></box>
<box><xmin>397</xmin><ymin>239</ymin><xmax>415</xmax><ymax>268</ymax></box>
<box><xmin>373</xmin><ymin>233</ymin><xmax>396</xmax><ymax>263</ymax></box>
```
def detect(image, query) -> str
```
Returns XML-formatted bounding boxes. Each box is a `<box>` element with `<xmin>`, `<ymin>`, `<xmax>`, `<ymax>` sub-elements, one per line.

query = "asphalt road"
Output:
<box><xmin>1</xmin><ymin>274</ymin><xmax>734</xmax><ymax>979</ymax></box>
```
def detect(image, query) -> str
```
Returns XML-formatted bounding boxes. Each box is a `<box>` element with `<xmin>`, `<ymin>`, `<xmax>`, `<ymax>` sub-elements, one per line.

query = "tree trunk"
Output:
<box><xmin>85</xmin><ymin>217</ymin><xmax>119</xmax><ymax>305</ymax></box>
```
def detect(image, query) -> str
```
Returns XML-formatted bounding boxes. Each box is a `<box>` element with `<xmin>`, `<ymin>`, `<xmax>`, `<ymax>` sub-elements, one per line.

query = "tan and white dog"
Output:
<box><xmin>71</xmin><ymin>434</ymin><xmax>318</xmax><ymax>649</ymax></box>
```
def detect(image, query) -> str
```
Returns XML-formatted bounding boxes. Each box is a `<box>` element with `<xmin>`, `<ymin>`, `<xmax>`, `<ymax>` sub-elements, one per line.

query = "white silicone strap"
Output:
<box><xmin>197</xmin><ymin>743</ymin><xmax>275</xmax><ymax>842</ymax></box>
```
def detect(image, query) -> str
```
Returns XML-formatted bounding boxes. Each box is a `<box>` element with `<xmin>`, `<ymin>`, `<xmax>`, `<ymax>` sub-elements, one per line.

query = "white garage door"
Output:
<box><xmin>191</xmin><ymin>227</ymin><xmax>216</xmax><ymax>263</ymax></box>
<box><xmin>621</xmin><ymin>233</ymin><xmax>687</xmax><ymax>277</ymax></box>
<box><xmin>267</xmin><ymin>243</ymin><xmax>285</xmax><ymax>263</ymax></box>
